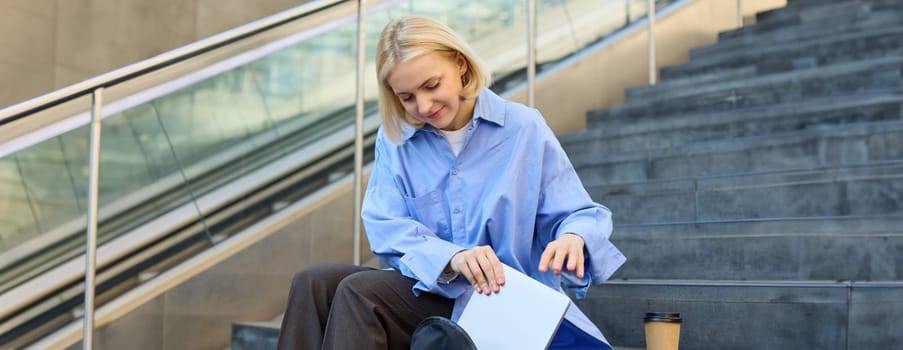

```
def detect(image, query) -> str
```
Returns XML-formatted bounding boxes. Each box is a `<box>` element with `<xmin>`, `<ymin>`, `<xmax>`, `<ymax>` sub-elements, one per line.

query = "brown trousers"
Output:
<box><xmin>276</xmin><ymin>263</ymin><xmax>454</xmax><ymax>350</ymax></box>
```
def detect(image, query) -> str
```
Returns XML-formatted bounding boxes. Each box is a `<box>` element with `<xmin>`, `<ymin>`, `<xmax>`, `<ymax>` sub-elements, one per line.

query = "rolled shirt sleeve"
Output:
<box><xmin>536</xmin><ymin>124</ymin><xmax>626</xmax><ymax>298</ymax></box>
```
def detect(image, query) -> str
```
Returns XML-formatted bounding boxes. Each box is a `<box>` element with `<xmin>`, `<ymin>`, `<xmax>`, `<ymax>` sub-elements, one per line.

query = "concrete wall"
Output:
<box><xmin>507</xmin><ymin>0</ymin><xmax>787</xmax><ymax>135</ymax></box>
<box><xmin>0</xmin><ymin>0</ymin><xmax>313</xmax><ymax>109</ymax></box>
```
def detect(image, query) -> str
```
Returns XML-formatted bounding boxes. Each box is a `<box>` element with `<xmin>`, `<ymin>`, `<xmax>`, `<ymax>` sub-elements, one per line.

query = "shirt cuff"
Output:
<box><xmin>437</xmin><ymin>270</ymin><xmax>460</xmax><ymax>284</ymax></box>
<box><xmin>399</xmin><ymin>235</ymin><xmax>465</xmax><ymax>296</ymax></box>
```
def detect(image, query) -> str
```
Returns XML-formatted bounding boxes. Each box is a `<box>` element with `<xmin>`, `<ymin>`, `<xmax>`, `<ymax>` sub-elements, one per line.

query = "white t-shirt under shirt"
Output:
<box><xmin>439</xmin><ymin>120</ymin><xmax>472</xmax><ymax>156</ymax></box>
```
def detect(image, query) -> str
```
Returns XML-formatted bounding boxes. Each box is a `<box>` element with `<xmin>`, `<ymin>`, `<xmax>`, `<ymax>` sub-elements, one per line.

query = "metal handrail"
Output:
<box><xmin>0</xmin><ymin>0</ymin><xmax>345</xmax><ymax>125</ymax></box>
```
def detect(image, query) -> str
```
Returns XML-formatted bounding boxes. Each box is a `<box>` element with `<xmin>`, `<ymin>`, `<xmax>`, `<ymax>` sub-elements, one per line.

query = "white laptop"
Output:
<box><xmin>457</xmin><ymin>264</ymin><xmax>571</xmax><ymax>350</ymax></box>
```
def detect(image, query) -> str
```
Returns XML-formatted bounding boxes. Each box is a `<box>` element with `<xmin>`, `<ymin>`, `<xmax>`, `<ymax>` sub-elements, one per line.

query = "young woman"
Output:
<box><xmin>277</xmin><ymin>15</ymin><xmax>625</xmax><ymax>349</ymax></box>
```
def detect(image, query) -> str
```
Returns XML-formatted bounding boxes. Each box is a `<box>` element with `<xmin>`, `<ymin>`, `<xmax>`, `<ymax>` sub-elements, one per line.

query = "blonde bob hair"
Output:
<box><xmin>376</xmin><ymin>15</ymin><xmax>492</xmax><ymax>144</ymax></box>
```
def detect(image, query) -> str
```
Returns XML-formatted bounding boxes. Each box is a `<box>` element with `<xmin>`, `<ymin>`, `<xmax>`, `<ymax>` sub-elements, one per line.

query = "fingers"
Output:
<box><xmin>553</xmin><ymin>244</ymin><xmax>566</xmax><ymax>275</ymax></box>
<box><xmin>539</xmin><ymin>241</ymin><xmax>567</xmax><ymax>275</ymax></box>
<box><xmin>489</xmin><ymin>251</ymin><xmax>505</xmax><ymax>287</ymax></box>
<box><xmin>451</xmin><ymin>246</ymin><xmax>504</xmax><ymax>295</ymax></box>
<box><xmin>570</xmin><ymin>240</ymin><xmax>585</xmax><ymax>279</ymax></box>
<box><xmin>538</xmin><ymin>241</ymin><xmax>556</xmax><ymax>273</ymax></box>
<box><xmin>538</xmin><ymin>233</ymin><xmax>585</xmax><ymax>278</ymax></box>
<box><xmin>452</xmin><ymin>254</ymin><xmax>477</xmax><ymax>290</ymax></box>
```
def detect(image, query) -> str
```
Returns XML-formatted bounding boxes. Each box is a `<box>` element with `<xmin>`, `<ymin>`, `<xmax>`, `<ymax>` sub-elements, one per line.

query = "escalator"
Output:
<box><xmin>0</xmin><ymin>0</ymin><xmax>673</xmax><ymax>347</ymax></box>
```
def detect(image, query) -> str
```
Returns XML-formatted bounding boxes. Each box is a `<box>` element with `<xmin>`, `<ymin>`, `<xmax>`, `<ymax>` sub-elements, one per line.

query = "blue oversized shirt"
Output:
<box><xmin>362</xmin><ymin>88</ymin><xmax>626</xmax><ymax>343</ymax></box>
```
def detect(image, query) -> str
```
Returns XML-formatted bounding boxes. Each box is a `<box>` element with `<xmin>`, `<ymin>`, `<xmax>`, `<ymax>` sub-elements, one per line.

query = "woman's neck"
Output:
<box><xmin>442</xmin><ymin>96</ymin><xmax>477</xmax><ymax>131</ymax></box>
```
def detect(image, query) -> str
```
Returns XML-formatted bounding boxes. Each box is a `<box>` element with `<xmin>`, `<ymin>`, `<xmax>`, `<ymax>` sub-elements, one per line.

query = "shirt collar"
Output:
<box><xmin>401</xmin><ymin>88</ymin><xmax>506</xmax><ymax>141</ymax></box>
<box><xmin>472</xmin><ymin>88</ymin><xmax>506</xmax><ymax>127</ymax></box>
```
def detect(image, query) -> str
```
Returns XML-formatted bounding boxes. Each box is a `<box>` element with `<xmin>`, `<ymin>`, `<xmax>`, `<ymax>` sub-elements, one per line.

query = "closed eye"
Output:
<box><xmin>396</xmin><ymin>78</ymin><xmax>440</xmax><ymax>102</ymax></box>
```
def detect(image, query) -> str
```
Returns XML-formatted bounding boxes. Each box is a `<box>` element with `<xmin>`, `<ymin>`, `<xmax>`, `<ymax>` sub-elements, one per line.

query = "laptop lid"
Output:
<box><xmin>457</xmin><ymin>264</ymin><xmax>571</xmax><ymax>350</ymax></box>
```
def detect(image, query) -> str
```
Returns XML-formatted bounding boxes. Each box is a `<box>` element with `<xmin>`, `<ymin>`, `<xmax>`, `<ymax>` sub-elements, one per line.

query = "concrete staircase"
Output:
<box><xmin>563</xmin><ymin>0</ymin><xmax>903</xmax><ymax>348</ymax></box>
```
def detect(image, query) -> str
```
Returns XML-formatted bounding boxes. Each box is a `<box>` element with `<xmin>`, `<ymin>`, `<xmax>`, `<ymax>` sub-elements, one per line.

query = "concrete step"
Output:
<box><xmin>231</xmin><ymin>316</ymin><xmax>281</xmax><ymax>350</ymax></box>
<box><xmin>595</xmin><ymin>56</ymin><xmax>903</xmax><ymax>121</ymax></box>
<box><xmin>787</xmin><ymin>0</ymin><xmax>851</xmax><ymax>6</ymax></box>
<box><xmin>626</xmin><ymin>67</ymin><xmax>758</xmax><ymax>104</ymax></box>
<box><xmin>565</xmin><ymin>90</ymin><xmax>903</xmax><ymax>153</ymax></box>
<box><xmin>753</xmin><ymin>0</ymin><xmax>901</xmax><ymax>30</ymax></box>
<box><xmin>689</xmin><ymin>9</ymin><xmax>903</xmax><ymax>65</ymax></box>
<box><xmin>717</xmin><ymin>0</ymin><xmax>903</xmax><ymax>42</ymax></box>
<box><xmin>587</xmin><ymin>161</ymin><xmax>903</xmax><ymax>224</ymax></box>
<box><xmin>724</xmin><ymin>1</ymin><xmax>874</xmax><ymax>39</ymax></box>
<box><xmin>610</xmin><ymin>216</ymin><xmax>903</xmax><ymax>280</ymax></box>
<box><xmin>752</xmin><ymin>4</ymin><xmax>788</xmax><ymax>23</ymax></box>
<box><xmin>657</xmin><ymin>25</ymin><xmax>903</xmax><ymax>88</ymax></box>
<box><xmin>576</xmin><ymin>279</ymin><xmax>903</xmax><ymax>350</ymax></box>
<box><xmin>567</xmin><ymin>119</ymin><xmax>903</xmax><ymax>185</ymax></box>
<box><xmin>689</xmin><ymin>20</ymin><xmax>903</xmax><ymax>68</ymax></box>
<box><xmin>786</xmin><ymin>0</ymin><xmax>897</xmax><ymax>10</ymax></box>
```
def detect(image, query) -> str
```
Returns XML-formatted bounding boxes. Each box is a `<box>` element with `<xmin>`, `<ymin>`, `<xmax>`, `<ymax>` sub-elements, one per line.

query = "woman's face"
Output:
<box><xmin>386</xmin><ymin>52</ymin><xmax>475</xmax><ymax>131</ymax></box>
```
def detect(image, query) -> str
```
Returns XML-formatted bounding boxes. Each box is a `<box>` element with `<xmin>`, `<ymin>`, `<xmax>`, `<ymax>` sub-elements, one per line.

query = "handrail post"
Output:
<box><xmin>625</xmin><ymin>0</ymin><xmax>631</xmax><ymax>26</ymax></box>
<box><xmin>353</xmin><ymin>0</ymin><xmax>366</xmax><ymax>266</ymax></box>
<box><xmin>737</xmin><ymin>0</ymin><xmax>744</xmax><ymax>28</ymax></box>
<box><xmin>647</xmin><ymin>0</ymin><xmax>656</xmax><ymax>85</ymax></box>
<box><xmin>526</xmin><ymin>0</ymin><xmax>536</xmax><ymax>107</ymax></box>
<box><xmin>83</xmin><ymin>88</ymin><xmax>103</xmax><ymax>350</ymax></box>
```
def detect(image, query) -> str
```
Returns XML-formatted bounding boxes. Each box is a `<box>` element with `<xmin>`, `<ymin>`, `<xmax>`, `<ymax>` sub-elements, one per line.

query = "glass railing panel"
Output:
<box><xmin>12</xmin><ymin>136</ymin><xmax>84</xmax><ymax>237</ymax></box>
<box><xmin>153</xmin><ymin>77</ymin><xmax>257</xmax><ymax>167</ymax></box>
<box><xmin>89</xmin><ymin>106</ymin><xmax>196</xmax><ymax>230</ymax></box>
<box><xmin>0</xmin><ymin>102</ymin><xmax>204</xmax><ymax>292</ymax></box>
<box><xmin>251</xmin><ymin>48</ymin><xmax>313</xmax><ymax>127</ymax></box>
<box><xmin>135</xmin><ymin>21</ymin><xmax>363</xmax><ymax>239</ymax></box>
<box><xmin>117</xmin><ymin>103</ymin><xmax>184</xmax><ymax>184</ymax></box>
<box><xmin>0</xmin><ymin>95</ymin><xmax>87</xmax><ymax>289</ymax></box>
<box><xmin>250</xmin><ymin>21</ymin><xmax>359</xmax><ymax>139</ymax></box>
<box><xmin>534</xmin><ymin>0</ymin><xmax>681</xmax><ymax>73</ymax></box>
<box><xmin>60</xmin><ymin>109</ymin><xmax>163</xmax><ymax>208</ymax></box>
<box><xmin>0</xmin><ymin>155</ymin><xmax>40</xmax><ymax>252</ymax></box>
<box><xmin>0</xmin><ymin>157</ymin><xmax>31</xmax><ymax>240</ymax></box>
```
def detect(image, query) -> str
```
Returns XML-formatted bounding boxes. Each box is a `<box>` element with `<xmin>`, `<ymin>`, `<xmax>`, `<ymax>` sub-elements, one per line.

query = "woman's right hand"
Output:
<box><xmin>449</xmin><ymin>246</ymin><xmax>506</xmax><ymax>295</ymax></box>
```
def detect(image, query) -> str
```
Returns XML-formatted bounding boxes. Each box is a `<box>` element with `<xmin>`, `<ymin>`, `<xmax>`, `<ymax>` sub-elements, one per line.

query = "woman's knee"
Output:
<box><xmin>290</xmin><ymin>263</ymin><xmax>362</xmax><ymax>291</ymax></box>
<box><xmin>334</xmin><ymin>270</ymin><xmax>371</xmax><ymax>295</ymax></box>
<box><xmin>334</xmin><ymin>269</ymin><xmax>408</xmax><ymax>301</ymax></box>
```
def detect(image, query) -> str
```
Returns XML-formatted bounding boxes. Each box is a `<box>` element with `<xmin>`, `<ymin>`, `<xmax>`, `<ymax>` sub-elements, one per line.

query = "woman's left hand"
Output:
<box><xmin>538</xmin><ymin>233</ymin><xmax>585</xmax><ymax>278</ymax></box>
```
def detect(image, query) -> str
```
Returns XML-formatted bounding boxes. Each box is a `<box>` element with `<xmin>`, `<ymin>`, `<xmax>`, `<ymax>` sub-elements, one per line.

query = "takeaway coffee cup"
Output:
<box><xmin>644</xmin><ymin>312</ymin><xmax>682</xmax><ymax>350</ymax></box>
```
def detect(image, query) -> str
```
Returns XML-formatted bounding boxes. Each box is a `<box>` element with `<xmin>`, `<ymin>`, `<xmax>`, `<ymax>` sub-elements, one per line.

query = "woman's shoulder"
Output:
<box><xmin>476</xmin><ymin>88</ymin><xmax>545</xmax><ymax>131</ymax></box>
<box><xmin>499</xmin><ymin>98</ymin><xmax>554</xmax><ymax>138</ymax></box>
<box><xmin>374</xmin><ymin>127</ymin><xmax>402</xmax><ymax>156</ymax></box>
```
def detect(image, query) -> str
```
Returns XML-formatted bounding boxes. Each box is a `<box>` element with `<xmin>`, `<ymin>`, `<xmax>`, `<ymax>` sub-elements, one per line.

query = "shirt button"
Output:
<box><xmin>453</xmin><ymin>208</ymin><xmax>461</xmax><ymax>214</ymax></box>
<box><xmin>451</xmin><ymin>169</ymin><xmax>458</xmax><ymax>175</ymax></box>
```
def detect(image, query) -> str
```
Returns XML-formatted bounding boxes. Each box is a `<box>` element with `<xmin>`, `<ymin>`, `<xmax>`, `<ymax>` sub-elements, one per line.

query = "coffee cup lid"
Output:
<box><xmin>644</xmin><ymin>312</ymin><xmax>682</xmax><ymax>323</ymax></box>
